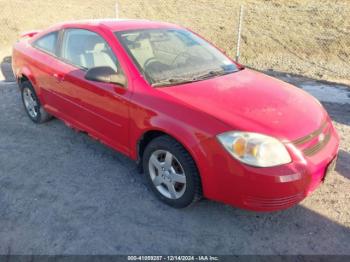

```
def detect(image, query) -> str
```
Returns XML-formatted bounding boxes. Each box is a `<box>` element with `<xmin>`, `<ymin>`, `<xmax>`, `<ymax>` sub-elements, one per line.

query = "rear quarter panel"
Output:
<box><xmin>12</xmin><ymin>39</ymin><xmax>45</xmax><ymax>101</ymax></box>
<box><xmin>12</xmin><ymin>27</ymin><xmax>61</xmax><ymax>99</ymax></box>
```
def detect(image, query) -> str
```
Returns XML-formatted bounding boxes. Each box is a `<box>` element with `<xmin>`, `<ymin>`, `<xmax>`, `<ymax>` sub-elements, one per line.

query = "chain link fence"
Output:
<box><xmin>1</xmin><ymin>0</ymin><xmax>349</xmax><ymax>84</ymax></box>
<box><xmin>118</xmin><ymin>0</ymin><xmax>350</xmax><ymax>84</ymax></box>
<box><xmin>238</xmin><ymin>3</ymin><xmax>350</xmax><ymax>84</ymax></box>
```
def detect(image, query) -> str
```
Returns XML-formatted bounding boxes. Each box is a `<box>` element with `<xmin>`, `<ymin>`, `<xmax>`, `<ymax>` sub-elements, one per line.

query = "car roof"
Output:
<box><xmin>54</xmin><ymin>19</ymin><xmax>183</xmax><ymax>32</ymax></box>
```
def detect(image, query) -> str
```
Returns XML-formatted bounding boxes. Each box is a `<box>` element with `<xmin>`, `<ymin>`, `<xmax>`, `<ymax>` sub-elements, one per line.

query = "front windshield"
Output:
<box><xmin>115</xmin><ymin>29</ymin><xmax>239</xmax><ymax>87</ymax></box>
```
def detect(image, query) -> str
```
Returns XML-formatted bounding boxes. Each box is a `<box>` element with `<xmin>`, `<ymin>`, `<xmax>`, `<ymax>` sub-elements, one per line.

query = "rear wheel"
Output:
<box><xmin>143</xmin><ymin>135</ymin><xmax>202</xmax><ymax>208</ymax></box>
<box><xmin>21</xmin><ymin>81</ymin><xmax>52</xmax><ymax>123</ymax></box>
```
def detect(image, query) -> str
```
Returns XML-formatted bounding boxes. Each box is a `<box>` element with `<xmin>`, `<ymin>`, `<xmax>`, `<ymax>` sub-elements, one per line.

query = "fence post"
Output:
<box><xmin>115</xmin><ymin>0</ymin><xmax>119</xmax><ymax>19</ymax></box>
<box><xmin>236</xmin><ymin>5</ymin><xmax>244</xmax><ymax>62</ymax></box>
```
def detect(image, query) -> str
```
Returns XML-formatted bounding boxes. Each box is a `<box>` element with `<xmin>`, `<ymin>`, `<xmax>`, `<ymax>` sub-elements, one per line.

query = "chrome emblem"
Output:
<box><xmin>318</xmin><ymin>133</ymin><xmax>325</xmax><ymax>142</ymax></box>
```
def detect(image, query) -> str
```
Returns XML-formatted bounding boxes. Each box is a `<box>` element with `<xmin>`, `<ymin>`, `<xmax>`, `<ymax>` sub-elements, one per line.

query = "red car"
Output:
<box><xmin>12</xmin><ymin>19</ymin><xmax>339</xmax><ymax>211</ymax></box>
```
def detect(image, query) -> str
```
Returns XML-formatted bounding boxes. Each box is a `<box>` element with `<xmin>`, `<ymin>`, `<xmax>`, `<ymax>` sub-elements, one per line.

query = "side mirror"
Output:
<box><xmin>85</xmin><ymin>66</ymin><xmax>126</xmax><ymax>87</ymax></box>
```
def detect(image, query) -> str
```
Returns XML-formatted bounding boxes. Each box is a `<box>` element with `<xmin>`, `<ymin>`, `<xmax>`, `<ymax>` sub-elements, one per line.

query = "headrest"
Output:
<box><xmin>83</xmin><ymin>35</ymin><xmax>101</xmax><ymax>51</ymax></box>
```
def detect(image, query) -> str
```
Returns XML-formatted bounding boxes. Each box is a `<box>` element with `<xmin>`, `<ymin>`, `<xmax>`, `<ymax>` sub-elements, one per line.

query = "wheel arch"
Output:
<box><xmin>135</xmin><ymin>128</ymin><xmax>202</xmax><ymax>177</ymax></box>
<box><xmin>18</xmin><ymin>74</ymin><xmax>30</xmax><ymax>86</ymax></box>
<box><xmin>17</xmin><ymin>67</ymin><xmax>36</xmax><ymax>87</ymax></box>
<box><xmin>137</xmin><ymin>130</ymin><xmax>167</xmax><ymax>165</ymax></box>
<box><xmin>17</xmin><ymin>68</ymin><xmax>45</xmax><ymax>104</ymax></box>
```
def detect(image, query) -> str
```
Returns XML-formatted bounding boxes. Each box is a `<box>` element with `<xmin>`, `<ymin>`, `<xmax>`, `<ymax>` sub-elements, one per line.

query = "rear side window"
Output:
<box><xmin>33</xmin><ymin>32</ymin><xmax>58</xmax><ymax>55</ymax></box>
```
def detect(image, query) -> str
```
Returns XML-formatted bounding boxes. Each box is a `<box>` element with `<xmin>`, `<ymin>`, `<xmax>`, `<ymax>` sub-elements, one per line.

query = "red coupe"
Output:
<box><xmin>12</xmin><ymin>19</ymin><xmax>339</xmax><ymax>211</ymax></box>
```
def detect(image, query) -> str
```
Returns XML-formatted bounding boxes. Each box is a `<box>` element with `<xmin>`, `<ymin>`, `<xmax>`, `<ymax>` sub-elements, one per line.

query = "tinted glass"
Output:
<box><xmin>33</xmin><ymin>32</ymin><xmax>58</xmax><ymax>55</ymax></box>
<box><xmin>61</xmin><ymin>29</ymin><xmax>120</xmax><ymax>72</ymax></box>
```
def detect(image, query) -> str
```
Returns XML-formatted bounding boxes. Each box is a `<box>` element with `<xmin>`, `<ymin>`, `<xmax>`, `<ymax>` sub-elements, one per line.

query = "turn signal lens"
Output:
<box><xmin>233</xmin><ymin>137</ymin><xmax>246</xmax><ymax>158</ymax></box>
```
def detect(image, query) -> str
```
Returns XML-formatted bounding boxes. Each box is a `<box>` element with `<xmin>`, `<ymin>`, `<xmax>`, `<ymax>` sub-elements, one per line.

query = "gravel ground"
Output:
<box><xmin>0</xmin><ymin>78</ymin><xmax>349</xmax><ymax>255</ymax></box>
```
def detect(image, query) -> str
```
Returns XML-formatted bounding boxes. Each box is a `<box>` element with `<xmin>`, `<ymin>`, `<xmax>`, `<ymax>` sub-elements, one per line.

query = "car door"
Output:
<box><xmin>53</xmin><ymin>28</ymin><xmax>132</xmax><ymax>155</ymax></box>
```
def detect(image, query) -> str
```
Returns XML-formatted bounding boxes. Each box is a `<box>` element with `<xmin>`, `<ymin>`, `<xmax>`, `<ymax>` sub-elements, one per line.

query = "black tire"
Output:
<box><xmin>20</xmin><ymin>81</ymin><xmax>52</xmax><ymax>124</ymax></box>
<box><xmin>143</xmin><ymin>135</ymin><xmax>202</xmax><ymax>208</ymax></box>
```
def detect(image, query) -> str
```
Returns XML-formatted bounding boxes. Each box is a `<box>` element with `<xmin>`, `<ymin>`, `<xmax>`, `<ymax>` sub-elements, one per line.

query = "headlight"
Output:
<box><xmin>217</xmin><ymin>132</ymin><xmax>291</xmax><ymax>167</ymax></box>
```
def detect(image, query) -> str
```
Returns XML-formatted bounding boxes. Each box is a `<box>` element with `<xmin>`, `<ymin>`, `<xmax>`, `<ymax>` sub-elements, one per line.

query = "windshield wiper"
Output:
<box><xmin>152</xmin><ymin>77</ymin><xmax>198</xmax><ymax>87</ymax></box>
<box><xmin>152</xmin><ymin>69</ymin><xmax>239</xmax><ymax>87</ymax></box>
<box><xmin>193</xmin><ymin>69</ymin><xmax>235</xmax><ymax>81</ymax></box>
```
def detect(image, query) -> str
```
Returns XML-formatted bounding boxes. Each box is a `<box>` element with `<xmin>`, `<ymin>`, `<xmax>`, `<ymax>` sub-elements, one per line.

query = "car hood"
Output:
<box><xmin>159</xmin><ymin>69</ymin><xmax>327</xmax><ymax>141</ymax></box>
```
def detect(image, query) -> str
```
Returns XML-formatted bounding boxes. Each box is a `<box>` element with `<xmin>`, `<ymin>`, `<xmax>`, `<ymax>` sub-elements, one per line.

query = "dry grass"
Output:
<box><xmin>1</xmin><ymin>0</ymin><xmax>349</xmax><ymax>84</ymax></box>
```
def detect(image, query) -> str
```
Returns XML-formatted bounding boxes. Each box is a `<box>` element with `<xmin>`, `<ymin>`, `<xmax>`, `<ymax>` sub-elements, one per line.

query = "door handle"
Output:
<box><xmin>53</xmin><ymin>73</ymin><xmax>65</xmax><ymax>82</ymax></box>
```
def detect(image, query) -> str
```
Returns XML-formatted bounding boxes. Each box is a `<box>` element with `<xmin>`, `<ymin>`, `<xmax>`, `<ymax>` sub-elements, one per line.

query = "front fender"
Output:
<box><xmin>130</xmin><ymin>113</ymin><xmax>207</xmax><ymax>162</ymax></box>
<box><xmin>128</xmin><ymin>88</ymin><xmax>230</xmax><ymax>167</ymax></box>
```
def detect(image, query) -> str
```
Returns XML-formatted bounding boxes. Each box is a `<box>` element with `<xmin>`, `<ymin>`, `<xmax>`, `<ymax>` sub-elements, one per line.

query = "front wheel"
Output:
<box><xmin>143</xmin><ymin>136</ymin><xmax>202</xmax><ymax>208</ymax></box>
<box><xmin>21</xmin><ymin>81</ymin><xmax>52</xmax><ymax>123</ymax></box>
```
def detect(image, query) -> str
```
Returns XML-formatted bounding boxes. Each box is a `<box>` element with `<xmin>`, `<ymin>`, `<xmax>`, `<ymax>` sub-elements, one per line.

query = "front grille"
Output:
<box><xmin>245</xmin><ymin>193</ymin><xmax>304</xmax><ymax>208</ymax></box>
<box><xmin>303</xmin><ymin>132</ymin><xmax>331</xmax><ymax>156</ymax></box>
<box><xmin>292</xmin><ymin>121</ymin><xmax>331</xmax><ymax>157</ymax></box>
<box><xmin>292</xmin><ymin>122</ymin><xmax>327</xmax><ymax>146</ymax></box>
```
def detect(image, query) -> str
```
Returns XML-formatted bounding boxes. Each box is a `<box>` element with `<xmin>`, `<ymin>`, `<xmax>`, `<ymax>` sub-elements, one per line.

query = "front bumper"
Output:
<box><xmin>193</xmin><ymin>122</ymin><xmax>340</xmax><ymax>212</ymax></box>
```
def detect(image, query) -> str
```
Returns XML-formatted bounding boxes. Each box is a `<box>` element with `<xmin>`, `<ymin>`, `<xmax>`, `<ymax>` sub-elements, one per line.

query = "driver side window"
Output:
<box><xmin>61</xmin><ymin>29</ymin><xmax>121</xmax><ymax>73</ymax></box>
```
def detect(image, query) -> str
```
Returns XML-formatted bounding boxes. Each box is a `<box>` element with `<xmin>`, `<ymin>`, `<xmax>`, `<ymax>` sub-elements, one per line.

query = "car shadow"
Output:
<box><xmin>336</xmin><ymin>149</ymin><xmax>350</xmax><ymax>180</ymax></box>
<box><xmin>322</xmin><ymin>102</ymin><xmax>350</xmax><ymax>127</ymax></box>
<box><xmin>263</xmin><ymin>68</ymin><xmax>350</xmax><ymax>88</ymax></box>
<box><xmin>0</xmin><ymin>56</ymin><xmax>16</xmax><ymax>82</ymax></box>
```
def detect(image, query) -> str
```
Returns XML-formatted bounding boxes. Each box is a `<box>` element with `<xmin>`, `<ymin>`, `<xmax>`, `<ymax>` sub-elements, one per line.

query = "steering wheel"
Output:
<box><xmin>144</xmin><ymin>57</ymin><xmax>159</xmax><ymax>69</ymax></box>
<box><xmin>171</xmin><ymin>52</ymin><xmax>191</xmax><ymax>66</ymax></box>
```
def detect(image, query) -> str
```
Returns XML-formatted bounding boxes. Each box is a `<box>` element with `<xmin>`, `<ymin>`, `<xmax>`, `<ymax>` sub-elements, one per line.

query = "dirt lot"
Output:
<box><xmin>0</xmin><ymin>0</ymin><xmax>349</xmax><ymax>255</ymax></box>
<box><xmin>0</xmin><ymin>74</ymin><xmax>349</xmax><ymax>254</ymax></box>
<box><xmin>1</xmin><ymin>0</ymin><xmax>350</xmax><ymax>84</ymax></box>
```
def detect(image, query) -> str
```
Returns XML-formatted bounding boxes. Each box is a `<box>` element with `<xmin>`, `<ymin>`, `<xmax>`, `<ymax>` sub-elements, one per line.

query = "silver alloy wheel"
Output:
<box><xmin>23</xmin><ymin>87</ymin><xmax>38</xmax><ymax>118</ymax></box>
<box><xmin>148</xmin><ymin>150</ymin><xmax>187</xmax><ymax>199</ymax></box>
